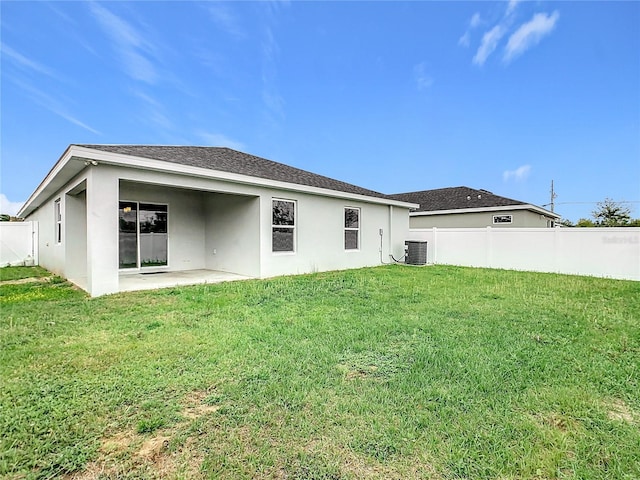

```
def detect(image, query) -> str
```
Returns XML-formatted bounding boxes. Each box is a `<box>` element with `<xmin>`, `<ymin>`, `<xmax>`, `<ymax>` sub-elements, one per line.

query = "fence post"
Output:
<box><xmin>486</xmin><ymin>226</ymin><xmax>493</xmax><ymax>268</ymax></box>
<box><xmin>553</xmin><ymin>226</ymin><xmax>559</xmax><ymax>273</ymax></box>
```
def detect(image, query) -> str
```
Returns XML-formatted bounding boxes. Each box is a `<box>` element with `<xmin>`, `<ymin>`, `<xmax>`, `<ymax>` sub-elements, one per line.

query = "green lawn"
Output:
<box><xmin>0</xmin><ymin>265</ymin><xmax>50</xmax><ymax>282</ymax></box>
<box><xmin>1</xmin><ymin>265</ymin><xmax>638</xmax><ymax>479</ymax></box>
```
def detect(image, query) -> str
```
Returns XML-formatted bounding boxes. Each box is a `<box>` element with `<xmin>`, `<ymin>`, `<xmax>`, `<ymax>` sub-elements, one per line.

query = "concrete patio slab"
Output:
<box><xmin>118</xmin><ymin>269</ymin><xmax>252</xmax><ymax>293</ymax></box>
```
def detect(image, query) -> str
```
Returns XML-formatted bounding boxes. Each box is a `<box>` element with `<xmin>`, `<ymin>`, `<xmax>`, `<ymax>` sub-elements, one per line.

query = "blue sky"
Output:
<box><xmin>2</xmin><ymin>1</ymin><xmax>639</xmax><ymax>222</ymax></box>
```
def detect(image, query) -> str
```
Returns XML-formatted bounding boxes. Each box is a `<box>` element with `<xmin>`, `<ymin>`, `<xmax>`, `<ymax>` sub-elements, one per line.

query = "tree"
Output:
<box><xmin>591</xmin><ymin>198</ymin><xmax>631</xmax><ymax>226</ymax></box>
<box><xmin>576</xmin><ymin>218</ymin><xmax>595</xmax><ymax>227</ymax></box>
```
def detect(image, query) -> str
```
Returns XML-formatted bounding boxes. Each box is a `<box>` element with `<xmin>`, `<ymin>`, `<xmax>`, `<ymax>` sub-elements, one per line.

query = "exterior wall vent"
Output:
<box><xmin>405</xmin><ymin>240</ymin><xmax>427</xmax><ymax>265</ymax></box>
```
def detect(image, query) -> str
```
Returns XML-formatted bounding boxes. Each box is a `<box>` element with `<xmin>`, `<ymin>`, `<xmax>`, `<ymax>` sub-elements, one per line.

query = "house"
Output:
<box><xmin>389</xmin><ymin>186</ymin><xmax>559</xmax><ymax>228</ymax></box>
<box><xmin>17</xmin><ymin>145</ymin><xmax>416</xmax><ymax>296</ymax></box>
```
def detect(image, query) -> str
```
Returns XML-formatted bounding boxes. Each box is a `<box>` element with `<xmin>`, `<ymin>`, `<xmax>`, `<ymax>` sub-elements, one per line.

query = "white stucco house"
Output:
<box><xmin>390</xmin><ymin>186</ymin><xmax>560</xmax><ymax>228</ymax></box>
<box><xmin>18</xmin><ymin>145</ymin><xmax>416</xmax><ymax>296</ymax></box>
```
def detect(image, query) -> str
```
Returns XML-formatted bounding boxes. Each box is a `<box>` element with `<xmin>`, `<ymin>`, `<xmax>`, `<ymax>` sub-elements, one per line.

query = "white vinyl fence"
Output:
<box><xmin>407</xmin><ymin>227</ymin><xmax>640</xmax><ymax>281</ymax></box>
<box><xmin>0</xmin><ymin>221</ymin><xmax>38</xmax><ymax>267</ymax></box>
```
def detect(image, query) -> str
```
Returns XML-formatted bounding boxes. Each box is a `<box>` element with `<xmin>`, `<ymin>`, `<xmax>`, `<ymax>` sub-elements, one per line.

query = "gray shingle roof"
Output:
<box><xmin>389</xmin><ymin>186</ymin><xmax>527</xmax><ymax>212</ymax></box>
<box><xmin>75</xmin><ymin>144</ymin><xmax>389</xmax><ymax>199</ymax></box>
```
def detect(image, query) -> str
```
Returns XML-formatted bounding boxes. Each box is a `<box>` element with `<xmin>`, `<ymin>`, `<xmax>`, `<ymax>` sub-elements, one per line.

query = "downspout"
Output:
<box><xmin>379</xmin><ymin>205</ymin><xmax>393</xmax><ymax>264</ymax></box>
<box><xmin>388</xmin><ymin>205</ymin><xmax>393</xmax><ymax>260</ymax></box>
<box><xmin>381</xmin><ymin>204</ymin><xmax>406</xmax><ymax>264</ymax></box>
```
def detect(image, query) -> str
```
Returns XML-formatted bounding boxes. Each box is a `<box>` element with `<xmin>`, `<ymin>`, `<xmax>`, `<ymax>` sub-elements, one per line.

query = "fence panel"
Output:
<box><xmin>0</xmin><ymin>221</ymin><xmax>38</xmax><ymax>266</ymax></box>
<box><xmin>407</xmin><ymin>227</ymin><xmax>640</xmax><ymax>281</ymax></box>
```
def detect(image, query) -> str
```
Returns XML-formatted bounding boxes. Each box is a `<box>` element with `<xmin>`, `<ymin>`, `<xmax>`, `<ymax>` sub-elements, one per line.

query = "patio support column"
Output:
<box><xmin>85</xmin><ymin>166</ymin><xmax>119</xmax><ymax>296</ymax></box>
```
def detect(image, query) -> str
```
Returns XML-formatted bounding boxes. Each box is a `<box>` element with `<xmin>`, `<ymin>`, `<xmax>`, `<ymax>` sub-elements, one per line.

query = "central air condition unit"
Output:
<box><xmin>405</xmin><ymin>241</ymin><xmax>427</xmax><ymax>266</ymax></box>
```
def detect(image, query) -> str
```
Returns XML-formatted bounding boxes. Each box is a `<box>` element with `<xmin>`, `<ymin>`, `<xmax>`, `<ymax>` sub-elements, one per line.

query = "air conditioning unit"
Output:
<box><xmin>405</xmin><ymin>241</ymin><xmax>428</xmax><ymax>266</ymax></box>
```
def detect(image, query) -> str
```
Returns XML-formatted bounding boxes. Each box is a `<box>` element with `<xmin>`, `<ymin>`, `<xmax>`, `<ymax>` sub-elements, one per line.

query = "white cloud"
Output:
<box><xmin>458</xmin><ymin>32</ymin><xmax>470</xmax><ymax>48</ymax></box>
<box><xmin>503</xmin><ymin>165</ymin><xmax>532</xmax><ymax>182</ymax></box>
<box><xmin>89</xmin><ymin>3</ymin><xmax>159</xmax><ymax>84</ymax></box>
<box><xmin>1</xmin><ymin>43</ymin><xmax>63</xmax><ymax>81</ymax></box>
<box><xmin>414</xmin><ymin>62</ymin><xmax>434</xmax><ymax>91</ymax></box>
<box><xmin>506</xmin><ymin>0</ymin><xmax>521</xmax><ymax>17</ymax></box>
<box><xmin>473</xmin><ymin>25</ymin><xmax>506</xmax><ymax>66</ymax></box>
<box><xmin>261</xmin><ymin>23</ymin><xmax>285</xmax><ymax>127</ymax></box>
<box><xmin>197</xmin><ymin>132</ymin><xmax>246</xmax><ymax>152</ymax></box>
<box><xmin>131</xmin><ymin>90</ymin><xmax>173</xmax><ymax>130</ymax></box>
<box><xmin>470</xmin><ymin>12</ymin><xmax>482</xmax><ymax>28</ymax></box>
<box><xmin>207</xmin><ymin>4</ymin><xmax>246</xmax><ymax>39</ymax></box>
<box><xmin>0</xmin><ymin>194</ymin><xmax>24</xmax><ymax>216</ymax></box>
<box><xmin>8</xmin><ymin>79</ymin><xmax>100</xmax><ymax>134</ymax></box>
<box><xmin>504</xmin><ymin>11</ymin><xmax>560</xmax><ymax>63</ymax></box>
<box><xmin>458</xmin><ymin>13</ymin><xmax>481</xmax><ymax>48</ymax></box>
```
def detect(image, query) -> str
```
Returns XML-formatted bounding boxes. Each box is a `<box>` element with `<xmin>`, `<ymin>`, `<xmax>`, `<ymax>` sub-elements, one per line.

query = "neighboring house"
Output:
<box><xmin>390</xmin><ymin>186</ymin><xmax>559</xmax><ymax>228</ymax></box>
<box><xmin>18</xmin><ymin>145</ymin><xmax>416</xmax><ymax>296</ymax></box>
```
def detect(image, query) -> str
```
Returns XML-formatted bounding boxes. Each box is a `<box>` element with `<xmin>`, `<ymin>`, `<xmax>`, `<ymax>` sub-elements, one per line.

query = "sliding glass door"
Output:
<box><xmin>119</xmin><ymin>202</ymin><xmax>138</xmax><ymax>269</ymax></box>
<box><xmin>119</xmin><ymin>201</ymin><xmax>168</xmax><ymax>269</ymax></box>
<box><xmin>139</xmin><ymin>203</ymin><xmax>168</xmax><ymax>267</ymax></box>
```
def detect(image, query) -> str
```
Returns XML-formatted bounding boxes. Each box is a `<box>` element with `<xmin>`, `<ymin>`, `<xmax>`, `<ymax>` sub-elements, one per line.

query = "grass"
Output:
<box><xmin>0</xmin><ymin>265</ymin><xmax>638</xmax><ymax>479</ymax></box>
<box><xmin>0</xmin><ymin>265</ymin><xmax>49</xmax><ymax>282</ymax></box>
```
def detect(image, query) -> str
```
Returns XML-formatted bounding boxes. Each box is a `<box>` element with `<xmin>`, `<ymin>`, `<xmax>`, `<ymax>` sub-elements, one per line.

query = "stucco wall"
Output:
<box><xmin>28</xmin><ymin>189</ymin><xmax>67</xmax><ymax>277</ymax></box>
<box><xmin>118</xmin><ymin>168</ymin><xmax>410</xmax><ymax>281</ymax></box>
<box><xmin>26</xmin><ymin>163</ymin><xmax>412</xmax><ymax>295</ymax></box>
<box><xmin>255</xmin><ymin>192</ymin><xmax>409</xmax><ymax>278</ymax></box>
<box><xmin>410</xmin><ymin>209</ymin><xmax>554</xmax><ymax>228</ymax></box>
<box><xmin>119</xmin><ymin>181</ymin><xmax>208</xmax><ymax>272</ymax></box>
<box><xmin>65</xmin><ymin>189</ymin><xmax>87</xmax><ymax>288</ymax></box>
<box><xmin>205</xmin><ymin>193</ymin><xmax>260</xmax><ymax>277</ymax></box>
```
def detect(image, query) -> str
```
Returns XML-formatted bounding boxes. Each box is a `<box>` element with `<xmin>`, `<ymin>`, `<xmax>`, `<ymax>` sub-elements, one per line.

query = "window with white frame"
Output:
<box><xmin>344</xmin><ymin>207</ymin><xmax>360</xmax><ymax>250</ymax></box>
<box><xmin>493</xmin><ymin>214</ymin><xmax>513</xmax><ymax>224</ymax></box>
<box><xmin>54</xmin><ymin>198</ymin><xmax>62</xmax><ymax>244</ymax></box>
<box><xmin>272</xmin><ymin>199</ymin><xmax>296</xmax><ymax>252</ymax></box>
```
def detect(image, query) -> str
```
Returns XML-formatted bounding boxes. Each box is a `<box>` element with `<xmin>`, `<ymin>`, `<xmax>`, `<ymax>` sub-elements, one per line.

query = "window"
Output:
<box><xmin>493</xmin><ymin>214</ymin><xmax>513</xmax><ymax>224</ymax></box>
<box><xmin>344</xmin><ymin>207</ymin><xmax>360</xmax><ymax>250</ymax></box>
<box><xmin>54</xmin><ymin>198</ymin><xmax>62</xmax><ymax>244</ymax></box>
<box><xmin>272</xmin><ymin>199</ymin><xmax>295</xmax><ymax>252</ymax></box>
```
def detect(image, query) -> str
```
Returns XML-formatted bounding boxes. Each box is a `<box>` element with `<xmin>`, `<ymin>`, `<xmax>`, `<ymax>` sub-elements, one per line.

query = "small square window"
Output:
<box><xmin>493</xmin><ymin>214</ymin><xmax>513</xmax><ymax>224</ymax></box>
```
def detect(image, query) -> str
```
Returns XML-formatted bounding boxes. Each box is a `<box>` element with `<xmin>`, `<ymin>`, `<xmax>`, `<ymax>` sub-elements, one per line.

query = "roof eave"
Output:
<box><xmin>410</xmin><ymin>204</ymin><xmax>560</xmax><ymax>218</ymax></box>
<box><xmin>20</xmin><ymin>145</ymin><xmax>418</xmax><ymax>214</ymax></box>
<box><xmin>18</xmin><ymin>145</ymin><xmax>78</xmax><ymax>218</ymax></box>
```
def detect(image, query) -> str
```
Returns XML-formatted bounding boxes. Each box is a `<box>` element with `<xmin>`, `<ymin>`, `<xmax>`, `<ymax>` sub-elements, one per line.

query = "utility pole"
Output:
<box><xmin>550</xmin><ymin>180</ymin><xmax>557</xmax><ymax>213</ymax></box>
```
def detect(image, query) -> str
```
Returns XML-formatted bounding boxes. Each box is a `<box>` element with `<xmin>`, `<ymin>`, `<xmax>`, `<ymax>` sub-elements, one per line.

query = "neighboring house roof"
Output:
<box><xmin>76</xmin><ymin>144</ymin><xmax>390</xmax><ymax>200</ymax></box>
<box><xmin>389</xmin><ymin>186</ymin><xmax>559</xmax><ymax>218</ymax></box>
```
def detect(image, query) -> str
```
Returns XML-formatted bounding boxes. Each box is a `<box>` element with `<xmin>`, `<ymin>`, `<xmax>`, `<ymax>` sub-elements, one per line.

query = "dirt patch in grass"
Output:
<box><xmin>606</xmin><ymin>399</ymin><xmax>636</xmax><ymax>424</ymax></box>
<box><xmin>65</xmin><ymin>461</ymin><xmax>113</xmax><ymax>480</ymax></box>
<box><xmin>294</xmin><ymin>438</ymin><xmax>441</xmax><ymax>480</ymax></box>
<box><xmin>0</xmin><ymin>275</ymin><xmax>53</xmax><ymax>286</ymax></box>
<box><xmin>102</xmin><ymin>431</ymin><xmax>137</xmax><ymax>451</ymax></box>
<box><xmin>181</xmin><ymin>390</ymin><xmax>221</xmax><ymax>419</ymax></box>
<box><xmin>135</xmin><ymin>435</ymin><xmax>170</xmax><ymax>461</ymax></box>
<box><xmin>65</xmin><ymin>390</ymin><xmax>217</xmax><ymax>479</ymax></box>
<box><xmin>539</xmin><ymin>413</ymin><xmax>579</xmax><ymax>433</ymax></box>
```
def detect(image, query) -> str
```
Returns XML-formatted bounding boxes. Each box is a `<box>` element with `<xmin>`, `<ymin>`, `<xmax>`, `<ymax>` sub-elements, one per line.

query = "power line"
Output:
<box><xmin>554</xmin><ymin>201</ymin><xmax>640</xmax><ymax>206</ymax></box>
